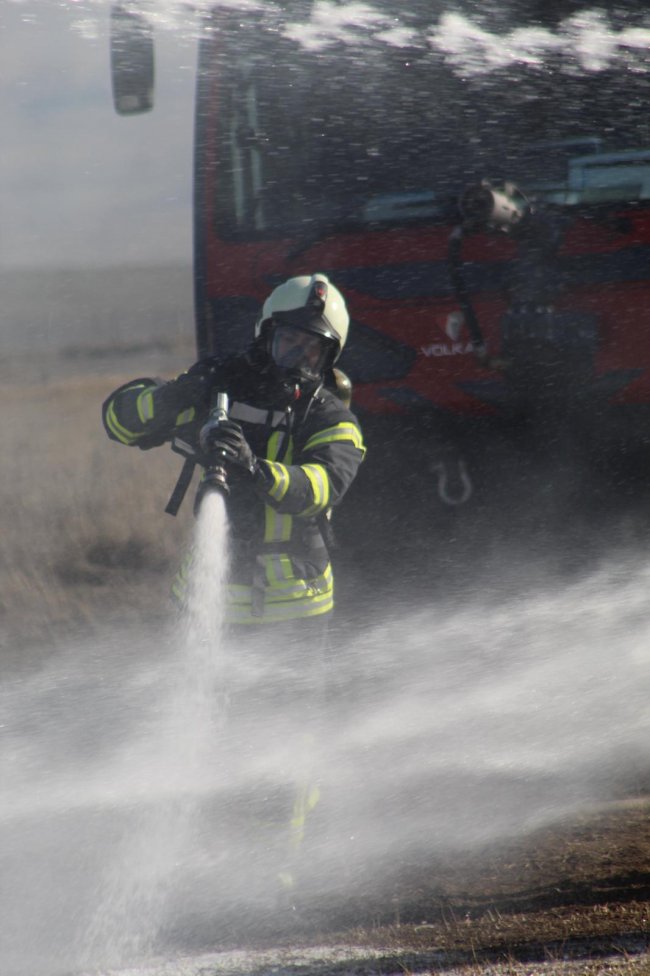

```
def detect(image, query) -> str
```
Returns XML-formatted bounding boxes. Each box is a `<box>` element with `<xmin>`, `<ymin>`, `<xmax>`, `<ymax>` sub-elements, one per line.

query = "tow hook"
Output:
<box><xmin>430</xmin><ymin>458</ymin><xmax>473</xmax><ymax>506</ymax></box>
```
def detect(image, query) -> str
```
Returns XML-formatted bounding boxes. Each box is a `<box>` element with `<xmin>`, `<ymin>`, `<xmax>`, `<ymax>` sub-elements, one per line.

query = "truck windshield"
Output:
<box><xmin>208</xmin><ymin>11</ymin><xmax>650</xmax><ymax>240</ymax></box>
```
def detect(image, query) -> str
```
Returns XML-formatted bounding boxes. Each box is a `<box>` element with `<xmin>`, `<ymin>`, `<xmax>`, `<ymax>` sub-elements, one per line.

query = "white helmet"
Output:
<box><xmin>255</xmin><ymin>273</ymin><xmax>350</xmax><ymax>365</ymax></box>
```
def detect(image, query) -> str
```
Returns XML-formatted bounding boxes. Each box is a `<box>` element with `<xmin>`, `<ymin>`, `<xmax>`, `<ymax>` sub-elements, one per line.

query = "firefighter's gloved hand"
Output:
<box><xmin>158</xmin><ymin>366</ymin><xmax>213</xmax><ymax>416</ymax></box>
<box><xmin>205</xmin><ymin>419</ymin><xmax>258</xmax><ymax>475</ymax></box>
<box><xmin>186</xmin><ymin>357</ymin><xmax>220</xmax><ymax>385</ymax></box>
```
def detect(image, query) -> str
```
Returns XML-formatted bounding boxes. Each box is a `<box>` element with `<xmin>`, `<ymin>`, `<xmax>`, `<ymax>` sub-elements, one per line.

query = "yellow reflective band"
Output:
<box><xmin>267</xmin><ymin>430</ymin><xmax>283</xmax><ymax>461</ymax></box>
<box><xmin>229</xmin><ymin>576</ymin><xmax>330</xmax><ymax>604</ymax></box>
<box><xmin>304</xmin><ymin>422</ymin><xmax>365</xmax><ymax>453</ymax></box>
<box><xmin>300</xmin><ymin>464</ymin><xmax>330</xmax><ymax>517</ymax></box>
<box><xmin>263</xmin><ymin>553</ymin><xmax>295</xmax><ymax>587</ymax></box>
<box><xmin>170</xmin><ymin>549</ymin><xmax>194</xmax><ymax>604</ymax></box>
<box><xmin>176</xmin><ymin>406</ymin><xmax>195</xmax><ymax>425</ymax></box>
<box><xmin>225</xmin><ymin>585</ymin><xmax>333</xmax><ymax>604</ymax></box>
<box><xmin>224</xmin><ymin>588</ymin><xmax>334</xmax><ymax>623</ymax></box>
<box><xmin>267</xmin><ymin>430</ymin><xmax>294</xmax><ymax>462</ymax></box>
<box><xmin>225</xmin><ymin>564</ymin><xmax>333</xmax><ymax>622</ymax></box>
<box><xmin>290</xmin><ymin>782</ymin><xmax>321</xmax><ymax>850</ymax></box>
<box><xmin>171</xmin><ymin>578</ymin><xmax>186</xmax><ymax>603</ymax></box>
<box><xmin>264</xmin><ymin>460</ymin><xmax>290</xmax><ymax>502</ymax></box>
<box><xmin>106</xmin><ymin>402</ymin><xmax>139</xmax><ymax>445</ymax></box>
<box><xmin>264</xmin><ymin>503</ymin><xmax>292</xmax><ymax>543</ymax></box>
<box><xmin>228</xmin><ymin>563</ymin><xmax>332</xmax><ymax>603</ymax></box>
<box><xmin>136</xmin><ymin>388</ymin><xmax>155</xmax><ymax>423</ymax></box>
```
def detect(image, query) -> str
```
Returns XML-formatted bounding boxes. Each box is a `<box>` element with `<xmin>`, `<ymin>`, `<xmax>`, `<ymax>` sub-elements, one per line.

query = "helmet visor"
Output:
<box><xmin>270</xmin><ymin>322</ymin><xmax>332</xmax><ymax>374</ymax></box>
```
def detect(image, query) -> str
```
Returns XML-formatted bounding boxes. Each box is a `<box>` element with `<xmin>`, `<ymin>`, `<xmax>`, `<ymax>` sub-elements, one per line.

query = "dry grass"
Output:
<box><xmin>0</xmin><ymin>262</ymin><xmax>196</xmax><ymax>662</ymax></box>
<box><xmin>0</xmin><ymin>361</ymin><xmax>195</xmax><ymax>663</ymax></box>
<box><xmin>257</xmin><ymin>803</ymin><xmax>650</xmax><ymax>975</ymax></box>
<box><xmin>323</xmin><ymin>802</ymin><xmax>650</xmax><ymax>974</ymax></box>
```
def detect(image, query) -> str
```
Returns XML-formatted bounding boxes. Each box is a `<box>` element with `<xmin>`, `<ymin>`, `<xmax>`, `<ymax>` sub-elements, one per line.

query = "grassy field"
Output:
<box><xmin>0</xmin><ymin>348</ymin><xmax>197</xmax><ymax>665</ymax></box>
<box><xmin>1</xmin><ymin>262</ymin><xmax>197</xmax><ymax>661</ymax></box>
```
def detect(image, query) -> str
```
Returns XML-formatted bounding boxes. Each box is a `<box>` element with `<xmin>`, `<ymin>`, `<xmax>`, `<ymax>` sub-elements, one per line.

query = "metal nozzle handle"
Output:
<box><xmin>212</xmin><ymin>392</ymin><xmax>229</xmax><ymax>423</ymax></box>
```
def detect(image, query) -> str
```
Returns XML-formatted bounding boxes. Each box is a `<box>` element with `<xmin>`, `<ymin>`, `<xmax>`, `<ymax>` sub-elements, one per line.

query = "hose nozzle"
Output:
<box><xmin>195</xmin><ymin>393</ymin><xmax>230</xmax><ymax>511</ymax></box>
<box><xmin>199</xmin><ymin>392</ymin><xmax>229</xmax><ymax>452</ymax></box>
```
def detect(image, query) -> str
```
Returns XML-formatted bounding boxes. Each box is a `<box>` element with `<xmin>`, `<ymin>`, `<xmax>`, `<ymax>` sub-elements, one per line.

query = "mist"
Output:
<box><xmin>2</xmin><ymin>521</ymin><xmax>649</xmax><ymax>974</ymax></box>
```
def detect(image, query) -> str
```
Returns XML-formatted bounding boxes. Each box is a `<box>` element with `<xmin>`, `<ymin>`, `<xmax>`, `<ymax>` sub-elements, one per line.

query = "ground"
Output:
<box><xmin>322</xmin><ymin>800</ymin><xmax>650</xmax><ymax>973</ymax></box>
<box><xmin>155</xmin><ymin>799</ymin><xmax>650</xmax><ymax>976</ymax></box>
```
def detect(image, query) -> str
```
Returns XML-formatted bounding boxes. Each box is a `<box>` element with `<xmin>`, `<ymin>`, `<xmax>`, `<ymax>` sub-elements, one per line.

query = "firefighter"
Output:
<box><xmin>102</xmin><ymin>273</ymin><xmax>365</xmax><ymax>636</ymax></box>
<box><xmin>103</xmin><ymin>274</ymin><xmax>364</xmax><ymax>892</ymax></box>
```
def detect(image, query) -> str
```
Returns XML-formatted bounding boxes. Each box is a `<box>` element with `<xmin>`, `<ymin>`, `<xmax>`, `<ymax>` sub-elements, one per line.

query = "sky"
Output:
<box><xmin>3</xmin><ymin>1</ymin><xmax>649</xmax><ymax>270</ymax></box>
<box><xmin>2</xmin><ymin>0</ymin><xmax>197</xmax><ymax>270</ymax></box>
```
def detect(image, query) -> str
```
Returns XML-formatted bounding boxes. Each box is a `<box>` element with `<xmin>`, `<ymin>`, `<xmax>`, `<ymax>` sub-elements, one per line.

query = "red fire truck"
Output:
<box><xmin>110</xmin><ymin>2</ymin><xmax>650</xmax><ymax>535</ymax></box>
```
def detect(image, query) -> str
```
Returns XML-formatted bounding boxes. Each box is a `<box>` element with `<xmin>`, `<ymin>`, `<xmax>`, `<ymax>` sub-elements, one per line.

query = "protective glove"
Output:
<box><xmin>155</xmin><ymin>360</ymin><xmax>216</xmax><ymax>420</ymax></box>
<box><xmin>201</xmin><ymin>419</ymin><xmax>258</xmax><ymax>476</ymax></box>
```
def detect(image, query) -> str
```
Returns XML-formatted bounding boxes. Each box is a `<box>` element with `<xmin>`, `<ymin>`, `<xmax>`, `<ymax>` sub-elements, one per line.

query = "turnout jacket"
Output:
<box><xmin>102</xmin><ymin>352</ymin><xmax>365</xmax><ymax>624</ymax></box>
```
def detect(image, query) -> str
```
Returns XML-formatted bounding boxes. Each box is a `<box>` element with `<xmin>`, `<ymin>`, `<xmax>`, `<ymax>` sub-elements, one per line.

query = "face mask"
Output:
<box><xmin>270</xmin><ymin>323</ymin><xmax>329</xmax><ymax>375</ymax></box>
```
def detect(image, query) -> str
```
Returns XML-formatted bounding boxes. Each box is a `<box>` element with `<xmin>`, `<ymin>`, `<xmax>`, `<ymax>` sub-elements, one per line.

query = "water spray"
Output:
<box><xmin>79</xmin><ymin>396</ymin><xmax>234</xmax><ymax>971</ymax></box>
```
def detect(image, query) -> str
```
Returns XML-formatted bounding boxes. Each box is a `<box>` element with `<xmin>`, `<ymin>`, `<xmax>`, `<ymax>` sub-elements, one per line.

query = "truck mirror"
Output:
<box><xmin>110</xmin><ymin>3</ymin><xmax>154</xmax><ymax>115</ymax></box>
